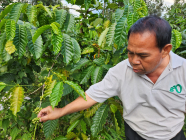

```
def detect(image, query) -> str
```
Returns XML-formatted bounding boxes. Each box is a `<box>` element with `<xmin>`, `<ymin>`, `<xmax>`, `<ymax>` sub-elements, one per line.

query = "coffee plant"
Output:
<box><xmin>0</xmin><ymin>0</ymin><xmax>183</xmax><ymax>139</ymax></box>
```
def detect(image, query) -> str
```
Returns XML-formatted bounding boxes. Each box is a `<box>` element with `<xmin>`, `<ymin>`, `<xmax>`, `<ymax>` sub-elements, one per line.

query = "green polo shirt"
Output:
<box><xmin>86</xmin><ymin>51</ymin><xmax>186</xmax><ymax>140</ymax></box>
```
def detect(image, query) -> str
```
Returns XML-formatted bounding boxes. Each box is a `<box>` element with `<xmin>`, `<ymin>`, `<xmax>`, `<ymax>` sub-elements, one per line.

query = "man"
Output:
<box><xmin>38</xmin><ymin>15</ymin><xmax>186</xmax><ymax>140</ymax></box>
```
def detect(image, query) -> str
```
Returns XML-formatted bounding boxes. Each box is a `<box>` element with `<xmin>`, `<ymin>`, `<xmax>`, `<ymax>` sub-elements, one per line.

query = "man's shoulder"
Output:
<box><xmin>107</xmin><ymin>59</ymin><xmax>130</xmax><ymax>77</ymax></box>
<box><xmin>112</xmin><ymin>59</ymin><xmax>129</xmax><ymax>70</ymax></box>
<box><xmin>170</xmin><ymin>51</ymin><xmax>186</xmax><ymax>68</ymax></box>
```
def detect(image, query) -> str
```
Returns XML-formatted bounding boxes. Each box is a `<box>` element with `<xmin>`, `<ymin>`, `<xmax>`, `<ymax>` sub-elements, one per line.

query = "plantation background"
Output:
<box><xmin>0</xmin><ymin>0</ymin><xmax>186</xmax><ymax>139</ymax></box>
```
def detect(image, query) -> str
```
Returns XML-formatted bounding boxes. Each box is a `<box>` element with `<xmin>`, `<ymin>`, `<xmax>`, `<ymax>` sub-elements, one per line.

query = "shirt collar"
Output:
<box><xmin>127</xmin><ymin>51</ymin><xmax>184</xmax><ymax>69</ymax></box>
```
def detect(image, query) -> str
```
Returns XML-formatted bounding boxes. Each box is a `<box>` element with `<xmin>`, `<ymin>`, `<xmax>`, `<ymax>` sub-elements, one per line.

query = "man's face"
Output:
<box><xmin>127</xmin><ymin>31</ymin><xmax>164</xmax><ymax>75</ymax></box>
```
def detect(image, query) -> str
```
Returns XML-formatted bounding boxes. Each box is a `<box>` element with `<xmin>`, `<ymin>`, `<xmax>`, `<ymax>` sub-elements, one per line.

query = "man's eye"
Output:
<box><xmin>140</xmin><ymin>55</ymin><xmax>148</xmax><ymax>58</ymax></box>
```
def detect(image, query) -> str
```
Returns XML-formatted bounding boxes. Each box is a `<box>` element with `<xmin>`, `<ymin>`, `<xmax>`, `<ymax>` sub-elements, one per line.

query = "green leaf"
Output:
<box><xmin>0</xmin><ymin>32</ymin><xmax>6</xmax><ymax>55</ymax></box>
<box><xmin>115</xmin><ymin>110</ymin><xmax>122</xmax><ymax>128</ymax></box>
<box><xmin>27</xmin><ymin>29</ymin><xmax>43</xmax><ymax>59</ymax></box>
<box><xmin>110</xmin><ymin>104</ymin><xmax>117</xmax><ymax>114</ymax></box>
<box><xmin>123</xmin><ymin>5</ymin><xmax>133</xmax><ymax>18</ymax></box>
<box><xmin>13</xmin><ymin>24</ymin><xmax>28</xmax><ymax>59</ymax></box>
<box><xmin>80</xmin><ymin>65</ymin><xmax>95</xmax><ymax>84</ymax></box>
<box><xmin>64</xmin><ymin>14</ymin><xmax>75</xmax><ymax>33</ymax></box>
<box><xmin>67</xmin><ymin>120</ymin><xmax>80</xmax><ymax>133</ymax></box>
<box><xmin>80</xmin><ymin>119</ymin><xmax>87</xmax><ymax>134</ymax></box>
<box><xmin>38</xmin><ymin>4</ymin><xmax>52</xmax><ymax>17</ymax></box>
<box><xmin>10</xmin><ymin>86</ymin><xmax>25</xmax><ymax>116</ymax></box>
<box><xmin>21</xmin><ymin>133</ymin><xmax>32</xmax><ymax>140</ymax></box>
<box><xmin>110</xmin><ymin>128</ymin><xmax>122</xmax><ymax>140</ymax></box>
<box><xmin>0</xmin><ymin>82</ymin><xmax>6</xmax><ymax>92</ymax></box>
<box><xmin>93</xmin><ymin>57</ymin><xmax>105</xmax><ymax>66</ymax></box>
<box><xmin>101</xmin><ymin>131</ymin><xmax>114</xmax><ymax>140</ymax></box>
<box><xmin>10</xmin><ymin>127</ymin><xmax>20</xmax><ymax>140</ymax></box>
<box><xmin>113</xmin><ymin>114</ymin><xmax>120</xmax><ymax>134</ymax></box>
<box><xmin>71</xmin><ymin>38</ymin><xmax>81</xmax><ymax>63</ymax></box>
<box><xmin>142</xmin><ymin>0</ymin><xmax>148</xmax><ymax>16</ymax></box>
<box><xmin>0</xmin><ymin>3</ymin><xmax>16</xmax><ymax>20</ymax></box>
<box><xmin>50</xmin><ymin>22</ymin><xmax>59</xmax><ymax>34</ymax></box>
<box><xmin>50</xmin><ymin>82</ymin><xmax>64</xmax><ymax>109</ymax></box>
<box><xmin>5</xmin><ymin>40</ymin><xmax>16</xmax><ymax>54</ymax></box>
<box><xmin>123</xmin><ymin>0</ymin><xmax>130</xmax><ymax>5</ymax></box>
<box><xmin>32</xmin><ymin>25</ymin><xmax>51</xmax><ymax>43</ymax></box>
<box><xmin>127</xmin><ymin>12</ymin><xmax>138</xmax><ymax>32</ymax></box>
<box><xmin>105</xmin><ymin>53</ymin><xmax>111</xmax><ymax>64</ymax></box>
<box><xmin>65</xmin><ymin>132</ymin><xmax>76</xmax><ymax>139</ymax></box>
<box><xmin>81</xmin><ymin>133</ymin><xmax>88</xmax><ymax>140</ymax></box>
<box><xmin>134</xmin><ymin>0</ymin><xmax>141</xmax><ymax>12</ymax></box>
<box><xmin>106</xmin><ymin>23</ymin><xmax>116</xmax><ymax>47</ymax></box>
<box><xmin>84</xmin><ymin>103</ymin><xmax>103</xmax><ymax>118</ymax></box>
<box><xmin>54</xmin><ymin>136</ymin><xmax>68</xmax><ymax>140</ymax></box>
<box><xmin>93</xmin><ymin>18</ymin><xmax>103</xmax><ymax>27</ymax></box>
<box><xmin>26</xmin><ymin>5</ymin><xmax>37</xmax><ymax>23</ymax></box>
<box><xmin>44</xmin><ymin>80</ymin><xmax>57</xmax><ymax>98</ymax></box>
<box><xmin>114</xmin><ymin>9</ymin><xmax>124</xmax><ymax>22</ymax></box>
<box><xmin>21</xmin><ymin>3</ymin><xmax>28</xmax><ymax>14</ymax></box>
<box><xmin>114</xmin><ymin>17</ymin><xmax>127</xmax><ymax>48</ymax></box>
<box><xmin>91</xmin><ymin>66</ymin><xmax>103</xmax><ymax>84</ymax></box>
<box><xmin>98</xmin><ymin>28</ymin><xmax>109</xmax><ymax>48</ymax></box>
<box><xmin>81</xmin><ymin>47</ymin><xmax>94</xmax><ymax>54</ymax></box>
<box><xmin>0</xmin><ymin>19</ymin><xmax>7</xmax><ymax>31</ymax></box>
<box><xmin>52</xmin><ymin>32</ymin><xmax>63</xmax><ymax>55</ymax></box>
<box><xmin>55</xmin><ymin>9</ymin><xmax>67</xmax><ymax>28</ymax></box>
<box><xmin>5</xmin><ymin>19</ymin><xmax>16</xmax><ymax>41</ymax></box>
<box><xmin>18</xmin><ymin>71</ymin><xmax>25</xmax><ymax>78</ymax></box>
<box><xmin>44</xmin><ymin>119</ymin><xmax>58</xmax><ymax>138</ymax></box>
<box><xmin>62</xmin><ymin>33</ymin><xmax>73</xmax><ymax>65</ymax></box>
<box><xmin>84</xmin><ymin>0</ymin><xmax>91</xmax><ymax>10</ymax></box>
<box><xmin>91</xmin><ymin>104</ymin><xmax>109</xmax><ymax>137</ymax></box>
<box><xmin>9</xmin><ymin>3</ymin><xmax>24</xmax><ymax>22</ymax></box>
<box><xmin>2</xmin><ymin>48</ymin><xmax>11</xmax><ymax>62</ymax></box>
<box><xmin>70</xmin><ymin>114</ymin><xmax>83</xmax><ymax>124</ymax></box>
<box><xmin>108</xmin><ymin>98</ymin><xmax>123</xmax><ymax>114</ymax></box>
<box><xmin>65</xmin><ymin>81</ymin><xmax>86</xmax><ymax>100</ymax></box>
<box><xmin>171</xmin><ymin>29</ymin><xmax>182</xmax><ymax>52</ymax></box>
<box><xmin>2</xmin><ymin>119</ymin><xmax>9</xmax><ymax>131</ymax></box>
<box><xmin>102</xmin><ymin>64</ymin><xmax>112</xmax><ymax>70</ymax></box>
<box><xmin>70</xmin><ymin>58</ymin><xmax>90</xmax><ymax>72</ymax></box>
<box><xmin>63</xmin><ymin>83</ymin><xmax>73</xmax><ymax>96</ymax></box>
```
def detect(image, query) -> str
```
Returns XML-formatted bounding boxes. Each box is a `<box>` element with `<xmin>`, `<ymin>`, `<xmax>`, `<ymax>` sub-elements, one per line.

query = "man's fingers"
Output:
<box><xmin>37</xmin><ymin>107</ymin><xmax>49</xmax><ymax>118</ymax></box>
<box><xmin>39</xmin><ymin>115</ymin><xmax>49</xmax><ymax>122</ymax></box>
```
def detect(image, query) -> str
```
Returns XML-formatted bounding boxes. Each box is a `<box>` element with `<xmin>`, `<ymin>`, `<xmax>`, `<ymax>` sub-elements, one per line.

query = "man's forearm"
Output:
<box><xmin>59</xmin><ymin>93</ymin><xmax>97</xmax><ymax>117</ymax></box>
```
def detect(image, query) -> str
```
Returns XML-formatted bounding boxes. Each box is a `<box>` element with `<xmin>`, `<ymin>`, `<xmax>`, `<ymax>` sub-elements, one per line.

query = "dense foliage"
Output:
<box><xmin>0</xmin><ymin>0</ymin><xmax>184</xmax><ymax>139</ymax></box>
<box><xmin>164</xmin><ymin>0</ymin><xmax>186</xmax><ymax>58</ymax></box>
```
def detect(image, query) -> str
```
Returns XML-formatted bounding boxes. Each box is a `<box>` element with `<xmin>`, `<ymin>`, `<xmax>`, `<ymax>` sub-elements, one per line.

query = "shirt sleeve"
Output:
<box><xmin>86</xmin><ymin>67</ymin><xmax>121</xmax><ymax>103</ymax></box>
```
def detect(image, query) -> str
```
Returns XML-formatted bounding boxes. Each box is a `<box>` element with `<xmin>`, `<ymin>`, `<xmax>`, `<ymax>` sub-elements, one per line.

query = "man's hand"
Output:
<box><xmin>37</xmin><ymin>93</ymin><xmax>97</xmax><ymax>122</ymax></box>
<box><xmin>37</xmin><ymin>106</ymin><xmax>62</xmax><ymax>122</ymax></box>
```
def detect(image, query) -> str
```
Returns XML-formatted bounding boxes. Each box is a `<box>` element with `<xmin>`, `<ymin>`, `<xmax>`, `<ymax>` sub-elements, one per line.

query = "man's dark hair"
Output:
<box><xmin>127</xmin><ymin>15</ymin><xmax>172</xmax><ymax>51</ymax></box>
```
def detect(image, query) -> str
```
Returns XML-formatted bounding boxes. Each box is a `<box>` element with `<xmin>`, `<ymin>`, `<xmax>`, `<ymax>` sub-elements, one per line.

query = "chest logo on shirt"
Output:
<box><xmin>170</xmin><ymin>84</ymin><xmax>182</xmax><ymax>93</ymax></box>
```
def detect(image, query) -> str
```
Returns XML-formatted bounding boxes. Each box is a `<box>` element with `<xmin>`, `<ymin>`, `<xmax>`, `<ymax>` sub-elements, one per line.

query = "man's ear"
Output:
<box><xmin>162</xmin><ymin>44</ymin><xmax>172</xmax><ymax>58</ymax></box>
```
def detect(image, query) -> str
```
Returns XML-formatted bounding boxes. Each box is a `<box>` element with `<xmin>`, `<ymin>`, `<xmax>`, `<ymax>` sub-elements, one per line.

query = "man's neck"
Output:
<box><xmin>146</xmin><ymin>55</ymin><xmax>170</xmax><ymax>83</ymax></box>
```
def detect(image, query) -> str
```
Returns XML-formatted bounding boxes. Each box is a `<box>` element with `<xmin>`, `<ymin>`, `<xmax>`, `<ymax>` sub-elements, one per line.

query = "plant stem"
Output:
<box><xmin>47</xmin><ymin>53</ymin><xmax>61</xmax><ymax>77</ymax></box>
<box><xmin>33</xmin><ymin>123</ymin><xmax>38</xmax><ymax>140</ymax></box>
<box><xmin>40</xmin><ymin>84</ymin><xmax>45</xmax><ymax>107</ymax></box>
<box><xmin>28</xmin><ymin>86</ymin><xmax>42</xmax><ymax>96</ymax></box>
<box><xmin>7</xmin><ymin>85</ymin><xmax>34</xmax><ymax>87</ymax></box>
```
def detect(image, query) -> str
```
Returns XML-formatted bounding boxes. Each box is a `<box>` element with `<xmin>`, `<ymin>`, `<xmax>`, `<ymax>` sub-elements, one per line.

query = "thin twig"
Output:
<box><xmin>40</xmin><ymin>84</ymin><xmax>45</xmax><ymax>106</ymax></box>
<box><xmin>28</xmin><ymin>86</ymin><xmax>42</xmax><ymax>96</ymax></box>
<box><xmin>47</xmin><ymin>53</ymin><xmax>61</xmax><ymax>77</ymax></box>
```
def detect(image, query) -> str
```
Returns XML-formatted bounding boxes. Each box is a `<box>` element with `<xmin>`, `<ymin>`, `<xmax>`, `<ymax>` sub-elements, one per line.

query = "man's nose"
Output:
<box><xmin>131</xmin><ymin>55</ymin><xmax>140</xmax><ymax>65</ymax></box>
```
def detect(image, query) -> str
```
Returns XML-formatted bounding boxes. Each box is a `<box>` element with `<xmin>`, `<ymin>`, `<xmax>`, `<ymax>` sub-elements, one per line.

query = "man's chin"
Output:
<box><xmin>133</xmin><ymin>69</ymin><xmax>144</xmax><ymax>74</ymax></box>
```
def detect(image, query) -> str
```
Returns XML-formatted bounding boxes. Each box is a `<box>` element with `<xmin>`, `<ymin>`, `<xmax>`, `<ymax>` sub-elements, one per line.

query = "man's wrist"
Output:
<box><xmin>58</xmin><ymin>107</ymin><xmax>65</xmax><ymax>117</ymax></box>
